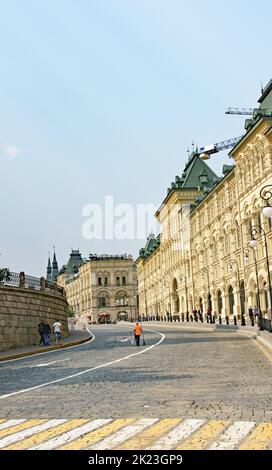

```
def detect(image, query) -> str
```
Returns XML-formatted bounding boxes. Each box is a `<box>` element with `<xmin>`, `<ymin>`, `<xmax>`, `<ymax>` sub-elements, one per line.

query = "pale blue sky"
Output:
<box><xmin>0</xmin><ymin>0</ymin><xmax>271</xmax><ymax>276</ymax></box>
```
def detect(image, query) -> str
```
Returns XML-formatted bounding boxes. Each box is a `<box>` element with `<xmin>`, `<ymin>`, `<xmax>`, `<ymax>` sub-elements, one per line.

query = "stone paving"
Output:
<box><xmin>0</xmin><ymin>324</ymin><xmax>272</xmax><ymax>423</ymax></box>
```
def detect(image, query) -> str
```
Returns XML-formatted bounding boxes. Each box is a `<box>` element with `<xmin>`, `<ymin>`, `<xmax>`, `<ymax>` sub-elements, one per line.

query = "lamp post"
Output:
<box><xmin>164</xmin><ymin>280</ymin><xmax>171</xmax><ymax>320</ymax></box>
<box><xmin>228</xmin><ymin>259</ymin><xmax>245</xmax><ymax>326</ymax></box>
<box><xmin>250</xmin><ymin>224</ymin><xmax>272</xmax><ymax>330</ymax></box>
<box><xmin>201</xmin><ymin>267</ymin><xmax>212</xmax><ymax>322</ymax></box>
<box><xmin>180</xmin><ymin>273</ymin><xmax>189</xmax><ymax>321</ymax></box>
<box><xmin>260</xmin><ymin>185</ymin><xmax>272</xmax><ymax>325</ymax></box>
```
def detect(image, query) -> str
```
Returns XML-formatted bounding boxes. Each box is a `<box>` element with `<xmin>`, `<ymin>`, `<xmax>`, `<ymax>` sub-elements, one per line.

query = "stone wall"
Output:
<box><xmin>0</xmin><ymin>285</ymin><xmax>68</xmax><ymax>351</ymax></box>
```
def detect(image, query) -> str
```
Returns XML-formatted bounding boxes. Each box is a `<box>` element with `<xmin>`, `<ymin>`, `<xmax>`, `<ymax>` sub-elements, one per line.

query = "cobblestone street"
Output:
<box><xmin>1</xmin><ymin>324</ymin><xmax>272</xmax><ymax>422</ymax></box>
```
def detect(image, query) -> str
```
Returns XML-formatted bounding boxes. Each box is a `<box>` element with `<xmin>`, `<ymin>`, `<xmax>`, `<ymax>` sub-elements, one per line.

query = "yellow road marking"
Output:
<box><xmin>0</xmin><ymin>420</ymin><xmax>6</xmax><ymax>425</ymax></box>
<box><xmin>176</xmin><ymin>420</ymin><xmax>230</xmax><ymax>449</ymax></box>
<box><xmin>0</xmin><ymin>420</ymin><xmax>46</xmax><ymax>439</ymax></box>
<box><xmin>4</xmin><ymin>419</ymin><xmax>88</xmax><ymax>450</ymax></box>
<box><xmin>59</xmin><ymin>419</ymin><xmax>135</xmax><ymax>450</ymax></box>
<box><xmin>118</xmin><ymin>419</ymin><xmax>182</xmax><ymax>450</ymax></box>
<box><xmin>239</xmin><ymin>423</ymin><xmax>272</xmax><ymax>450</ymax></box>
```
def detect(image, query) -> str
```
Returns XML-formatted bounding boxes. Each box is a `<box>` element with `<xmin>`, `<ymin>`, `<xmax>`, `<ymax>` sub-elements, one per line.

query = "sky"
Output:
<box><xmin>0</xmin><ymin>0</ymin><xmax>271</xmax><ymax>276</ymax></box>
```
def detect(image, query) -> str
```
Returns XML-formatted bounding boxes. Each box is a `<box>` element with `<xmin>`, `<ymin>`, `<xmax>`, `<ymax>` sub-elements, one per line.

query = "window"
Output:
<box><xmin>122</xmin><ymin>276</ymin><xmax>126</xmax><ymax>286</ymax></box>
<box><xmin>116</xmin><ymin>277</ymin><xmax>120</xmax><ymax>286</ymax></box>
<box><xmin>104</xmin><ymin>277</ymin><xmax>108</xmax><ymax>286</ymax></box>
<box><xmin>98</xmin><ymin>296</ymin><xmax>107</xmax><ymax>307</ymax></box>
<box><xmin>98</xmin><ymin>277</ymin><xmax>102</xmax><ymax>286</ymax></box>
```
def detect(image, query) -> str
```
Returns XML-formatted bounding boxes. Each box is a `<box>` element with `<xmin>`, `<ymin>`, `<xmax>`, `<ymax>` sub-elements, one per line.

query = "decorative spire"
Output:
<box><xmin>46</xmin><ymin>254</ymin><xmax>52</xmax><ymax>281</ymax></box>
<box><xmin>51</xmin><ymin>247</ymin><xmax>59</xmax><ymax>282</ymax></box>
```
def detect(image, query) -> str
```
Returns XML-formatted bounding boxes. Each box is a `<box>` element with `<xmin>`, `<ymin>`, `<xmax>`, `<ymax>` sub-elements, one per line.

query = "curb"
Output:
<box><xmin>0</xmin><ymin>333</ymin><xmax>92</xmax><ymax>362</ymax></box>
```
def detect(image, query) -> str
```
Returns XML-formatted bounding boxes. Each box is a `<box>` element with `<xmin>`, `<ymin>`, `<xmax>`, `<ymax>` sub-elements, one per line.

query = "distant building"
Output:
<box><xmin>57</xmin><ymin>251</ymin><xmax>138</xmax><ymax>323</ymax></box>
<box><xmin>46</xmin><ymin>250</ymin><xmax>59</xmax><ymax>283</ymax></box>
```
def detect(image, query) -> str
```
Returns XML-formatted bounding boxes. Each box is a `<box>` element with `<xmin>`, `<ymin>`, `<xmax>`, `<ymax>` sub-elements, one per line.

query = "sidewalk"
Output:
<box><xmin>144</xmin><ymin>320</ymin><xmax>272</xmax><ymax>354</ymax></box>
<box><xmin>0</xmin><ymin>328</ymin><xmax>92</xmax><ymax>362</ymax></box>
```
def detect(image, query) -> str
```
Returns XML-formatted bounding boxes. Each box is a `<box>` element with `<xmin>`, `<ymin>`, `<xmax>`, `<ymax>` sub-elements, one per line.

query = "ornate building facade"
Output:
<box><xmin>58</xmin><ymin>251</ymin><xmax>138</xmax><ymax>323</ymax></box>
<box><xmin>137</xmin><ymin>81</ymin><xmax>272</xmax><ymax>321</ymax></box>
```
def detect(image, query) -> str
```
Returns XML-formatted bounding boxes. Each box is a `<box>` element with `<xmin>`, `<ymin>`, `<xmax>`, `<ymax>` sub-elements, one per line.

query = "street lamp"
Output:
<box><xmin>164</xmin><ymin>280</ymin><xmax>171</xmax><ymax>320</ymax></box>
<box><xmin>243</xmin><ymin>246</ymin><xmax>260</xmax><ymax>327</ymax></box>
<box><xmin>260</xmin><ymin>185</ymin><xmax>272</xmax><ymax>219</ymax></box>
<box><xmin>228</xmin><ymin>259</ymin><xmax>245</xmax><ymax>326</ymax></box>
<box><xmin>250</xmin><ymin>224</ymin><xmax>272</xmax><ymax>330</ymax></box>
<box><xmin>179</xmin><ymin>273</ymin><xmax>189</xmax><ymax>321</ymax></box>
<box><xmin>201</xmin><ymin>267</ymin><xmax>212</xmax><ymax>322</ymax></box>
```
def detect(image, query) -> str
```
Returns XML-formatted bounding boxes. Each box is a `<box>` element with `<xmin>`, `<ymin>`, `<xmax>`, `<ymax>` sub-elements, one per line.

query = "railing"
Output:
<box><xmin>1</xmin><ymin>271</ymin><xmax>64</xmax><ymax>297</ymax></box>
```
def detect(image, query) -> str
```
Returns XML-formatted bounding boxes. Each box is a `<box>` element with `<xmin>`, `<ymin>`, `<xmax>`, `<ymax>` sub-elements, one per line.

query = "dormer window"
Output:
<box><xmin>199</xmin><ymin>171</ymin><xmax>208</xmax><ymax>184</ymax></box>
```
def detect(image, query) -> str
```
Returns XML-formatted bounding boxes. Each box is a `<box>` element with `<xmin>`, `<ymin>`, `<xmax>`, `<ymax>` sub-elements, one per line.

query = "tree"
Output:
<box><xmin>0</xmin><ymin>268</ymin><xmax>11</xmax><ymax>284</ymax></box>
<box><xmin>67</xmin><ymin>305</ymin><xmax>75</xmax><ymax>318</ymax></box>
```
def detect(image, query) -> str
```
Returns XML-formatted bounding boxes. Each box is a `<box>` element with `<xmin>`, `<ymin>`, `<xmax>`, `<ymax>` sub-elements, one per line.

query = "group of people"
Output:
<box><xmin>37</xmin><ymin>319</ymin><xmax>62</xmax><ymax>346</ymax></box>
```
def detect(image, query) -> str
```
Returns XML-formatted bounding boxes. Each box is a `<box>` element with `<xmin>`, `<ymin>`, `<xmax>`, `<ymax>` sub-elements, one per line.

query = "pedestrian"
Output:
<box><xmin>253</xmin><ymin>305</ymin><xmax>259</xmax><ymax>319</ymax></box>
<box><xmin>133</xmin><ymin>321</ymin><xmax>143</xmax><ymax>346</ymax></box>
<box><xmin>37</xmin><ymin>319</ymin><xmax>46</xmax><ymax>345</ymax></box>
<box><xmin>43</xmin><ymin>320</ymin><xmax>51</xmax><ymax>346</ymax></box>
<box><xmin>52</xmin><ymin>320</ymin><xmax>62</xmax><ymax>345</ymax></box>
<box><xmin>248</xmin><ymin>306</ymin><xmax>253</xmax><ymax>322</ymax></box>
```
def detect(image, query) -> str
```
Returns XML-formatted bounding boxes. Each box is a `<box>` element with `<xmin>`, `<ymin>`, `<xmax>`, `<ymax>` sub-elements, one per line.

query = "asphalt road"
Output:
<box><xmin>1</xmin><ymin>324</ymin><xmax>272</xmax><ymax>422</ymax></box>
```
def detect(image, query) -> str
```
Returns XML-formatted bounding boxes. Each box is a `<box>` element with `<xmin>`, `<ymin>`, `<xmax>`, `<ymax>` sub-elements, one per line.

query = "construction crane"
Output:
<box><xmin>197</xmin><ymin>136</ymin><xmax>243</xmax><ymax>160</ymax></box>
<box><xmin>225</xmin><ymin>107</ymin><xmax>253</xmax><ymax>115</ymax></box>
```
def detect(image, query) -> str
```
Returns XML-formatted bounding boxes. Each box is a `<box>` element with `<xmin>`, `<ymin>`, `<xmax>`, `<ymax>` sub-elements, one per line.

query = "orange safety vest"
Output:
<box><xmin>134</xmin><ymin>324</ymin><xmax>142</xmax><ymax>335</ymax></box>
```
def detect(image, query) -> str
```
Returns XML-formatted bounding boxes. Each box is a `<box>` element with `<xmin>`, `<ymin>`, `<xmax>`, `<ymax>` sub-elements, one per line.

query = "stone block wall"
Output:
<box><xmin>0</xmin><ymin>285</ymin><xmax>68</xmax><ymax>351</ymax></box>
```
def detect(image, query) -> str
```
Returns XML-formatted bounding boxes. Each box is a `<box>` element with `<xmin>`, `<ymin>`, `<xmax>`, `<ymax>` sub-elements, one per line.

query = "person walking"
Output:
<box><xmin>43</xmin><ymin>320</ymin><xmax>52</xmax><ymax>346</ymax></box>
<box><xmin>37</xmin><ymin>320</ymin><xmax>46</xmax><ymax>345</ymax></box>
<box><xmin>133</xmin><ymin>322</ymin><xmax>143</xmax><ymax>346</ymax></box>
<box><xmin>248</xmin><ymin>306</ymin><xmax>254</xmax><ymax>325</ymax></box>
<box><xmin>52</xmin><ymin>320</ymin><xmax>62</xmax><ymax>345</ymax></box>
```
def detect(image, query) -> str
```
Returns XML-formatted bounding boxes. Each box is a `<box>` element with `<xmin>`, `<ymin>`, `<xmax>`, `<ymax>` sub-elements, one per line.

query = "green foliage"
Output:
<box><xmin>0</xmin><ymin>268</ymin><xmax>11</xmax><ymax>284</ymax></box>
<box><xmin>67</xmin><ymin>305</ymin><xmax>75</xmax><ymax>317</ymax></box>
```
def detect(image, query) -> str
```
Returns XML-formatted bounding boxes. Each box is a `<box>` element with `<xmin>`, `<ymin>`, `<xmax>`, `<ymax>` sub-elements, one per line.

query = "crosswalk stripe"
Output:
<box><xmin>0</xmin><ymin>420</ymin><xmax>6</xmax><ymax>425</ymax></box>
<box><xmin>149</xmin><ymin>419</ymin><xmax>205</xmax><ymax>450</ymax></box>
<box><xmin>208</xmin><ymin>421</ymin><xmax>256</xmax><ymax>450</ymax></box>
<box><xmin>0</xmin><ymin>419</ymin><xmax>26</xmax><ymax>431</ymax></box>
<box><xmin>176</xmin><ymin>420</ymin><xmax>230</xmax><ymax>450</ymax></box>
<box><xmin>0</xmin><ymin>419</ymin><xmax>46</xmax><ymax>439</ymax></box>
<box><xmin>118</xmin><ymin>419</ymin><xmax>182</xmax><ymax>450</ymax></box>
<box><xmin>59</xmin><ymin>419</ymin><xmax>136</xmax><ymax>450</ymax></box>
<box><xmin>90</xmin><ymin>418</ymin><xmax>159</xmax><ymax>450</ymax></box>
<box><xmin>3</xmin><ymin>419</ymin><xmax>88</xmax><ymax>450</ymax></box>
<box><xmin>0</xmin><ymin>420</ymin><xmax>67</xmax><ymax>449</ymax></box>
<box><xmin>30</xmin><ymin>419</ymin><xmax>111</xmax><ymax>450</ymax></box>
<box><xmin>239</xmin><ymin>423</ymin><xmax>272</xmax><ymax>450</ymax></box>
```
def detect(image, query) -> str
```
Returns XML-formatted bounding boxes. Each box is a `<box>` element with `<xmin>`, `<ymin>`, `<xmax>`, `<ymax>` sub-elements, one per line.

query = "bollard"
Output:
<box><xmin>226</xmin><ymin>316</ymin><xmax>229</xmax><ymax>325</ymax></box>
<box><xmin>200</xmin><ymin>313</ymin><xmax>203</xmax><ymax>323</ymax></box>
<box><xmin>186</xmin><ymin>312</ymin><xmax>189</xmax><ymax>322</ymax></box>
<box><xmin>219</xmin><ymin>316</ymin><xmax>222</xmax><ymax>324</ymax></box>
<box><xmin>234</xmin><ymin>316</ymin><xmax>237</xmax><ymax>326</ymax></box>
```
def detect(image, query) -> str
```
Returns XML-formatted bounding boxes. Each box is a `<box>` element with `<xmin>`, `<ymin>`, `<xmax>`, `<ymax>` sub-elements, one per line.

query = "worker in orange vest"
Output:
<box><xmin>133</xmin><ymin>322</ymin><xmax>143</xmax><ymax>346</ymax></box>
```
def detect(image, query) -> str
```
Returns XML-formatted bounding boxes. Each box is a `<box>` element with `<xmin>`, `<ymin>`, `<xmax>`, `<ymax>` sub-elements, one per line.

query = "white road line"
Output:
<box><xmin>90</xmin><ymin>418</ymin><xmax>158</xmax><ymax>450</ymax></box>
<box><xmin>208</xmin><ymin>421</ymin><xmax>256</xmax><ymax>450</ymax></box>
<box><xmin>34</xmin><ymin>358</ymin><xmax>71</xmax><ymax>367</ymax></box>
<box><xmin>30</xmin><ymin>419</ymin><xmax>111</xmax><ymax>450</ymax></box>
<box><xmin>0</xmin><ymin>419</ymin><xmax>67</xmax><ymax>449</ymax></box>
<box><xmin>0</xmin><ymin>330</ymin><xmax>95</xmax><ymax>365</ymax></box>
<box><xmin>148</xmin><ymin>419</ymin><xmax>205</xmax><ymax>450</ymax></box>
<box><xmin>0</xmin><ymin>329</ymin><xmax>165</xmax><ymax>400</ymax></box>
<box><xmin>0</xmin><ymin>419</ymin><xmax>27</xmax><ymax>431</ymax></box>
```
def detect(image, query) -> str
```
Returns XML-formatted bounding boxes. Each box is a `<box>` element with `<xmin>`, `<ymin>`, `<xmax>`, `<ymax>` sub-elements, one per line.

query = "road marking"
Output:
<box><xmin>59</xmin><ymin>419</ymin><xmax>135</xmax><ymax>450</ymax></box>
<box><xmin>3</xmin><ymin>419</ymin><xmax>88</xmax><ymax>450</ymax></box>
<box><xmin>30</xmin><ymin>419</ymin><xmax>111</xmax><ymax>450</ymax></box>
<box><xmin>0</xmin><ymin>419</ymin><xmax>67</xmax><ymax>449</ymax></box>
<box><xmin>177</xmin><ymin>420</ymin><xmax>230</xmax><ymax>449</ymax></box>
<box><xmin>149</xmin><ymin>419</ymin><xmax>205</xmax><ymax>450</ymax></box>
<box><xmin>0</xmin><ymin>419</ymin><xmax>26</xmax><ymax>431</ymax></box>
<box><xmin>90</xmin><ymin>418</ymin><xmax>158</xmax><ymax>450</ymax></box>
<box><xmin>0</xmin><ymin>329</ymin><xmax>165</xmax><ymax>400</ymax></box>
<box><xmin>208</xmin><ymin>421</ymin><xmax>256</xmax><ymax>450</ymax></box>
<box><xmin>118</xmin><ymin>419</ymin><xmax>181</xmax><ymax>450</ymax></box>
<box><xmin>34</xmin><ymin>358</ymin><xmax>71</xmax><ymax>367</ymax></box>
<box><xmin>0</xmin><ymin>419</ymin><xmax>46</xmax><ymax>439</ymax></box>
<box><xmin>0</xmin><ymin>418</ymin><xmax>271</xmax><ymax>450</ymax></box>
<box><xmin>239</xmin><ymin>422</ymin><xmax>272</xmax><ymax>450</ymax></box>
